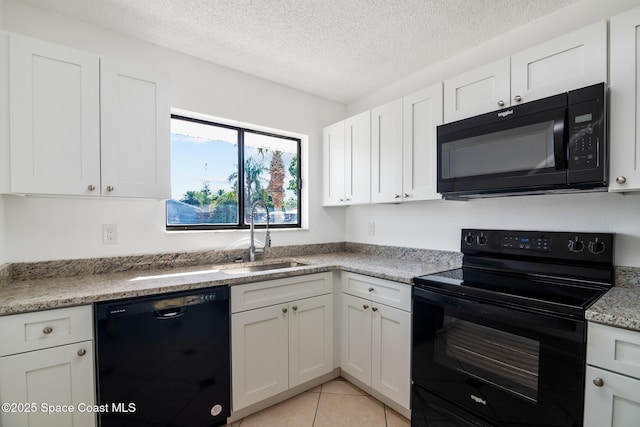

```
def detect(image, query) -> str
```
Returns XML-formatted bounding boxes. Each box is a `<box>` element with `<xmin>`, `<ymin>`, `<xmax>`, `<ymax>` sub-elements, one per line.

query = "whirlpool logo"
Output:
<box><xmin>470</xmin><ymin>394</ymin><xmax>487</xmax><ymax>405</ymax></box>
<box><xmin>497</xmin><ymin>109</ymin><xmax>514</xmax><ymax>118</ymax></box>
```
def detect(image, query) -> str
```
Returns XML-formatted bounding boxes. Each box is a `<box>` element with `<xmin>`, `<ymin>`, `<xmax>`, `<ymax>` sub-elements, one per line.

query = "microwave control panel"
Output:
<box><xmin>568</xmin><ymin>93</ymin><xmax>604</xmax><ymax>172</ymax></box>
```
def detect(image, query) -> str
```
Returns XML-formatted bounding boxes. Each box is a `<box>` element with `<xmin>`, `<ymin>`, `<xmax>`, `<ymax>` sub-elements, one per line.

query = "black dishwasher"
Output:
<box><xmin>95</xmin><ymin>286</ymin><xmax>230</xmax><ymax>427</ymax></box>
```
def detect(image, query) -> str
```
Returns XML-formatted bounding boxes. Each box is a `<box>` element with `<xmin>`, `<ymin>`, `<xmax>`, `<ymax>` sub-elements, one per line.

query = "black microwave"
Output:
<box><xmin>437</xmin><ymin>83</ymin><xmax>607</xmax><ymax>199</ymax></box>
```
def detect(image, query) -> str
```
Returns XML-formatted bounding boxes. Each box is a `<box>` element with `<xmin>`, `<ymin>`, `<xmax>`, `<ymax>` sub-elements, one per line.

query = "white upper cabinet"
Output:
<box><xmin>0</xmin><ymin>32</ymin><xmax>10</xmax><ymax>194</ymax></box>
<box><xmin>5</xmin><ymin>33</ymin><xmax>170</xmax><ymax>198</ymax></box>
<box><xmin>344</xmin><ymin>111</ymin><xmax>372</xmax><ymax>205</ymax></box>
<box><xmin>444</xmin><ymin>20</ymin><xmax>607</xmax><ymax>123</ymax></box>
<box><xmin>609</xmin><ymin>6</ymin><xmax>640</xmax><ymax>192</ymax></box>
<box><xmin>402</xmin><ymin>83</ymin><xmax>443</xmax><ymax>201</ymax></box>
<box><xmin>9</xmin><ymin>33</ymin><xmax>101</xmax><ymax>195</ymax></box>
<box><xmin>100</xmin><ymin>59</ymin><xmax>170</xmax><ymax>198</ymax></box>
<box><xmin>371</xmin><ymin>84</ymin><xmax>442</xmax><ymax>204</ymax></box>
<box><xmin>322</xmin><ymin>121</ymin><xmax>346</xmax><ymax>206</ymax></box>
<box><xmin>322</xmin><ymin>111</ymin><xmax>371</xmax><ymax>206</ymax></box>
<box><xmin>444</xmin><ymin>58</ymin><xmax>511</xmax><ymax>122</ymax></box>
<box><xmin>371</xmin><ymin>99</ymin><xmax>403</xmax><ymax>203</ymax></box>
<box><xmin>511</xmin><ymin>20</ymin><xmax>607</xmax><ymax>104</ymax></box>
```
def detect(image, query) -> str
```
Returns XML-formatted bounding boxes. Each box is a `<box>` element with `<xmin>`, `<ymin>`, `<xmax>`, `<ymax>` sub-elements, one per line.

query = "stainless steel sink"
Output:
<box><xmin>221</xmin><ymin>261</ymin><xmax>308</xmax><ymax>275</ymax></box>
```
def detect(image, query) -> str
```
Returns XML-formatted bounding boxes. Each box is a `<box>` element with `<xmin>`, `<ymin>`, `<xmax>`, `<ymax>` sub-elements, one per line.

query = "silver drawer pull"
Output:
<box><xmin>372</xmin><ymin>307</ymin><xmax>378</xmax><ymax>312</ymax></box>
<box><xmin>42</xmin><ymin>326</ymin><xmax>53</xmax><ymax>335</ymax></box>
<box><xmin>514</xmin><ymin>95</ymin><xmax>522</xmax><ymax>102</ymax></box>
<box><xmin>368</xmin><ymin>287</ymin><xmax>374</xmax><ymax>292</ymax></box>
<box><xmin>77</xmin><ymin>348</ymin><xmax>87</xmax><ymax>357</ymax></box>
<box><xmin>292</xmin><ymin>305</ymin><xmax>298</xmax><ymax>311</ymax></box>
<box><xmin>87</xmin><ymin>185</ymin><xmax>96</xmax><ymax>191</ymax></box>
<box><xmin>497</xmin><ymin>100</ymin><xmax>505</xmax><ymax>107</ymax></box>
<box><xmin>616</xmin><ymin>176</ymin><xmax>627</xmax><ymax>184</ymax></box>
<box><xmin>282</xmin><ymin>308</ymin><xmax>288</xmax><ymax>314</ymax></box>
<box><xmin>363</xmin><ymin>305</ymin><xmax>369</xmax><ymax>310</ymax></box>
<box><xmin>106</xmin><ymin>185</ymin><xmax>115</xmax><ymax>192</ymax></box>
<box><xmin>593</xmin><ymin>377</ymin><xmax>604</xmax><ymax>387</ymax></box>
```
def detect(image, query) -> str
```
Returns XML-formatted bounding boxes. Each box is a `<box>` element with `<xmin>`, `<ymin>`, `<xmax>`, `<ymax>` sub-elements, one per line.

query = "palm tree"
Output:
<box><xmin>267</xmin><ymin>151</ymin><xmax>285</xmax><ymax>212</ymax></box>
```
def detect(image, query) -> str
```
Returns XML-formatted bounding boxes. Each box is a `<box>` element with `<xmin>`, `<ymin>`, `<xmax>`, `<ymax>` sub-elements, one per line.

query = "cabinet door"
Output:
<box><xmin>322</xmin><ymin>121</ymin><xmax>346</xmax><ymax>206</ymax></box>
<box><xmin>584</xmin><ymin>366</ymin><xmax>640</xmax><ymax>427</ymax></box>
<box><xmin>232</xmin><ymin>304</ymin><xmax>289</xmax><ymax>410</ymax></box>
<box><xmin>0</xmin><ymin>32</ymin><xmax>9</xmax><ymax>194</ymax></box>
<box><xmin>371</xmin><ymin>303</ymin><xmax>411</xmax><ymax>410</ymax></box>
<box><xmin>443</xmin><ymin>57</ymin><xmax>510</xmax><ymax>122</ymax></box>
<box><xmin>511</xmin><ymin>21</ymin><xmax>606</xmax><ymax>105</ymax></box>
<box><xmin>609</xmin><ymin>7</ymin><xmax>640</xmax><ymax>191</ymax></box>
<box><xmin>100</xmin><ymin>59</ymin><xmax>170</xmax><ymax>198</ymax></box>
<box><xmin>0</xmin><ymin>342</ymin><xmax>95</xmax><ymax>427</ymax></box>
<box><xmin>341</xmin><ymin>293</ymin><xmax>372</xmax><ymax>385</ymax></box>
<box><xmin>402</xmin><ymin>83</ymin><xmax>442</xmax><ymax>201</ymax></box>
<box><xmin>9</xmin><ymin>34</ymin><xmax>100</xmax><ymax>195</ymax></box>
<box><xmin>289</xmin><ymin>294</ymin><xmax>333</xmax><ymax>388</ymax></box>
<box><xmin>371</xmin><ymin>99</ymin><xmax>403</xmax><ymax>203</ymax></box>
<box><xmin>344</xmin><ymin>111</ymin><xmax>371</xmax><ymax>205</ymax></box>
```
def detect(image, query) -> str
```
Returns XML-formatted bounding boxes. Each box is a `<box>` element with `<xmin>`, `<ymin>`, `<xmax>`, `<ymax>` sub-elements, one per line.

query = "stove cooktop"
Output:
<box><xmin>414</xmin><ymin>267</ymin><xmax>609</xmax><ymax>319</ymax></box>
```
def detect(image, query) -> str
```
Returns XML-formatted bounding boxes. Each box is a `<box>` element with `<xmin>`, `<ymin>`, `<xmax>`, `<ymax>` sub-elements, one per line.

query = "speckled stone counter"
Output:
<box><xmin>586</xmin><ymin>266</ymin><xmax>640</xmax><ymax>332</ymax></box>
<box><xmin>0</xmin><ymin>243</ymin><xmax>462</xmax><ymax>316</ymax></box>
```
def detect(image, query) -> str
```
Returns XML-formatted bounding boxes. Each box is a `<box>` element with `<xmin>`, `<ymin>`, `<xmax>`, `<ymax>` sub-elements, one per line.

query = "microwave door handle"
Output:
<box><xmin>553</xmin><ymin>111</ymin><xmax>568</xmax><ymax>170</ymax></box>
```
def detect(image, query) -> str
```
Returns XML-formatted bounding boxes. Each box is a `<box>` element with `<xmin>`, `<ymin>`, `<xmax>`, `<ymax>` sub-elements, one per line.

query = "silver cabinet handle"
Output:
<box><xmin>593</xmin><ymin>377</ymin><xmax>604</xmax><ymax>387</ymax></box>
<box><xmin>292</xmin><ymin>305</ymin><xmax>298</xmax><ymax>311</ymax></box>
<box><xmin>77</xmin><ymin>348</ymin><xmax>87</xmax><ymax>357</ymax></box>
<box><xmin>616</xmin><ymin>176</ymin><xmax>627</xmax><ymax>184</ymax></box>
<box><xmin>514</xmin><ymin>95</ymin><xmax>522</xmax><ymax>102</ymax></box>
<box><xmin>404</xmin><ymin>193</ymin><xmax>410</xmax><ymax>198</ymax></box>
<box><xmin>372</xmin><ymin>307</ymin><xmax>378</xmax><ymax>312</ymax></box>
<box><xmin>339</xmin><ymin>198</ymin><xmax>345</xmax><ymax>202</ymax></box>
<box><xmin>394</xmin><ymin>194</ymin><xmax>401</xmax><ymax>199</ymax></box>
<box><xmin>497</xmin><ymin>100</ymin><xmax>505</xmax><ymax>107</ymax></box>
<box><xmin>368</xmin><ymin>287</ymin><xmax>374</xmax><ymax>292</ymax></box>
<box><xmin>363</xmin><ymin>305</ymin><xmax>369</xmax><ymax>310</ymax></box>
<box><xmin>42</xmin><ymin>326</ymin><xmax>53</xmax><ymax>335</ymax></box>
<box><xmin>282</xmin><ymin>307</ymin><xmax>288</xmax><ymax>313</ymax></box>
<box><xmin>87</xmin><ymin>185</ymin><xmax>96</xmax><ymax>191</ymax></box>
<box><xmin>106</xmin><ymin>186</ymin><xmax>115</xmax><ymax>192</ymax></box>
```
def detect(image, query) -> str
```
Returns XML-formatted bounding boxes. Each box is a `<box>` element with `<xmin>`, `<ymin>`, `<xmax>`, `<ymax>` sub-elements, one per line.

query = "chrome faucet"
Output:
<box><xmin>249</xmin><ymin>200</ymin><xmax>271</xmax><ymax>262</ymax></box>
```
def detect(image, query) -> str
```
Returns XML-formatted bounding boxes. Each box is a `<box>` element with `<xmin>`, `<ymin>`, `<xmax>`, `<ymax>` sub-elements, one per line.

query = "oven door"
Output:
<box><xmin>437</xmin><ymin>94</ymin><xmax>568</xmax><ymax>198</ymax></box>
<box><xmin>412</xmin><ymin>287</ymin><xmax>585</xmax><ymax>427</ymax></box>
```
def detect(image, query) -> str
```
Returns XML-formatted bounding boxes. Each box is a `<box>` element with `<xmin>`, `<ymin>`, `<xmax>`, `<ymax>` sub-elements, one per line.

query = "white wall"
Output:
<box><xmin>1</xmin><ymin>0</ymin><xmax>346</xmax><ymax>262</ymax></box>
<box><xmin>344</xmin><ymin>0</ymin><xmax>640</xmax><ymax>268</ymax></box>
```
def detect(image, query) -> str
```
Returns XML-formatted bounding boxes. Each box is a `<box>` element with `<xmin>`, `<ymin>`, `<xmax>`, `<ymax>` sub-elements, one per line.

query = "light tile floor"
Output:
<box><xmin>227</xmin><ymin>377</ymin><xmax>411</xmax><ymax>427</ymax></box>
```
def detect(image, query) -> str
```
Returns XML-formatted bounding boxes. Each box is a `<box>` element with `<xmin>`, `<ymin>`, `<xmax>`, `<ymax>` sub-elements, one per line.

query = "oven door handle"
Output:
<box><xmin>553</xmin><ymin>110</ymin><xmax>568</xmax><ymax>170</ymax></box>
<box><xmin>413</xmin><ymin>286</ymin><xmax>584</xmax><ymax>341</ymax></box>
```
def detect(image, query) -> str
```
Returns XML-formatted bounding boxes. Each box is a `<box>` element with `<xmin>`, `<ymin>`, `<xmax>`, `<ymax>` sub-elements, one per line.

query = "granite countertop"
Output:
<box><xmin>3</xmin><ymin>243</ymin><xmax>640</xmax><ymax>333</ymax></box>
<box><xmin>585</xmin><ymin>267</ymin><xmax>640</xmax><ymax>332</ymax></box>
<box><xmin>0</xmin><ymin>247</ymin><xmax>461</xmax><ymax>316</ymax></box>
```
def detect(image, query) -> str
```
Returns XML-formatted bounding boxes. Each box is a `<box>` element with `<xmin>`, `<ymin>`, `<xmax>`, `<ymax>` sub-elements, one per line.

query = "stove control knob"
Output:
<box><xmin>478</xmin><ymin>235</ymin><xmax>488</xmax><ymax>246</ymax></box>
<box><xmin>588</xmin><ymin>240</ymin><xmax>606</xmax><ymax>255</ymax></box>
<box><xmin>568</xmin><ymin>239</ymin><xmax>584</xmax><ymax>252</ymax></box>
<box><xmin>464</xmin><ymin>235</ymin><xmax>475</xmax><ymax>245</ymax></box>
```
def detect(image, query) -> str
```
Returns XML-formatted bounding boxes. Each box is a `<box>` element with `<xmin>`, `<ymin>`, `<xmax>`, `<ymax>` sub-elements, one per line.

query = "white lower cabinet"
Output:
<box><xmin>0</xmin><ymin>306</ymin><xmax>95</xmax><ymax>427</ymax></box>
<box><xmin>340</xmin><ymin>273</ymin><xmax>411</xmax><ymax>411</ymax></box>
<box><xmin>584</xmin><ymin>322</ymin><xmax>640</xmax><ymax>427</ymax></box>
<box><xmin>231</xmin><ymin>273</ymin><xmax>334</xmax><ymax>411</ymax></box>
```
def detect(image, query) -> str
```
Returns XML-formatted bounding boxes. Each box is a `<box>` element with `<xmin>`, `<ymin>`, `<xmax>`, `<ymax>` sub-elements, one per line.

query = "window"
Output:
<box><xmin>166</xmin><ymin>115</ymin><xmax>301</xmax><ymax>230</ymax></box>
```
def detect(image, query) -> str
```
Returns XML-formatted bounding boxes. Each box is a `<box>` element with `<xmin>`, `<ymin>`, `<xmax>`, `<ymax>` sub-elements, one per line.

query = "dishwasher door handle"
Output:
<box><xmin>154</xmin><ymin>307</ymin><xmax>186</xmax><ymax>319</ymax></box>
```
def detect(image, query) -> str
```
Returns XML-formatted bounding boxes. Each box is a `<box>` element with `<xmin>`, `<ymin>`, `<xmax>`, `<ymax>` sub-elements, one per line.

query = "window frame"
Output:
<box><xmin>166</xmin><ymin>114</ymin><xmax>302</xmax><ymax>231</ymax></box>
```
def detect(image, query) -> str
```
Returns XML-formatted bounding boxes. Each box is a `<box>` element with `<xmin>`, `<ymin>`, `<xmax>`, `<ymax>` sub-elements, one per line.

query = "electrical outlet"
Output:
<box><xmin>103</xmin><ymin>224</ymin><xmax>118</xmax><ymax>244</ymax></box>
<box><xmin>368</xmin><ymin>221</ymin><xmax>375</xmax><ymax>236</ymax></box>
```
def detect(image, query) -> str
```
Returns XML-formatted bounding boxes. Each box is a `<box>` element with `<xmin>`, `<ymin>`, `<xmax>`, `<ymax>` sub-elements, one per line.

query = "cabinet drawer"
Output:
<box><xmin>587</xmin><ymin>322</ymin><xmax>640</xmax><ymax>380</ymax></box>
<box><xmin>231</xmin><ymin>272</ymin><xmax>332</xmax><ymax>313</ymax></box>
<box><xmin>341</xmin><ymin>272</ymin><xmax>411</xmax><ymax>312</ymax></box>
<box><xmin>0</xmin><ymin>305</ymin><xmax>93</xmax><ymax>357</ymax></box>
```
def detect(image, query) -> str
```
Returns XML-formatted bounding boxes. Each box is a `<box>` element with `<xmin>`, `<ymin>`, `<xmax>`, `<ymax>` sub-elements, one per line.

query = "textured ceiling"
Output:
<box><xmin>15</xmin><ymin>0</ymin><xmax>579</xmax><ymax>103</ymax></box>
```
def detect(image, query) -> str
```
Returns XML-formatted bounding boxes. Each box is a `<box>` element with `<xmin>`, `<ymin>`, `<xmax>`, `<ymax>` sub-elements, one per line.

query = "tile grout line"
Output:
<box><xmin>311</xmin><ymin>383</ymin><xmax>323</xmax><ymax>426</ymax></box>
